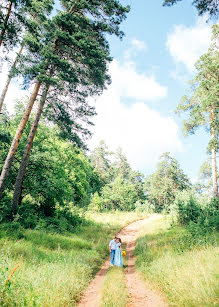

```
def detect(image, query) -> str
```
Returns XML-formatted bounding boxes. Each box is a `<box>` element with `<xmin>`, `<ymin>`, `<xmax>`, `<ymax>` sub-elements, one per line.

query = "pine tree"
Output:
<box><xmin>163</xmin><ymin>0</ymin><xmax>219</xmax><ymax>19</ymax></box>
<box><xmin>199</xmin><ymin>160</ymin><xmax>212</xmax><ymax>200</ymax></box>
<box><xmin>0</xmin><ymin>0</ymin><xmax>129</xmax><ymax>203</ymax></box>
<box><xmin>90</xmin><ymin>140</ymin><xmax>113</xmax><ymax>185</ymax></box>
<box><xmin>11</xmin><ymin>80</ymin><xmax>98</xmax><ymax>213</ymax></box>
<box><xmin>0</xmin><ymin>1</ymin><xmax>129</xmax><ymax>197</ymax></box>
<box><xmin>112</xmin><ymin>147</ymin><xmax>131</xmax><ymax>180</ymax></box>
<box><xmin>0</xmin><ymin>0</ymin><xmax>33</xmax><ymax>49</ymax></box>
<box><xmin>176</xmin><ymin>25</ymin><xmax>219</xmax><ymax>198</ymax></box>
<box><xmin>145</xmin><ymin>153</ymin><xmax>190</xmax><ymax>211</ymax></box>
<box><xmin>0</xmin><ymin>0</ymin><xmax>54</xmax><ymax>113</ymax></box>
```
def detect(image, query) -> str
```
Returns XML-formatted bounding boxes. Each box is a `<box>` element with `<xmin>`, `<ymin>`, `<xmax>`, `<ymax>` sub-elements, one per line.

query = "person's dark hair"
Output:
<box><xmin>118</xmin><ymin>238</ymin><xmax>122</xmax><ymax>243</ymax></box>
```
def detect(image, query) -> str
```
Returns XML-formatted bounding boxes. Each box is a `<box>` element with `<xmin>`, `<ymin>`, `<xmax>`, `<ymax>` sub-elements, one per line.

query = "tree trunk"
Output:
<box><xmin>0</xmin><ymin>1</ymin><xmax>13</xmax><ymax>47</ymax></box>
<box><xmin>211</xmin><ymin>110</ymin><xmax>218</xmax><ymax>198</ymax></box>
<box><xmin>0</xmin><ymin>81</ymin><xmax>41</xmax><ymax>197</ymax></box>
<box><xmin>212</xmin><ymin>147</ymin><xmax>218</xmax><ymax>198</ymax></box>
<box><xmin>0</xmin><ymin>44</ymin><xmax>24</xmax><ymax>113</ymax></box>
<box><xmin>11</xmin><ymin>85</ymin><xmax>49</xmax><ymax>215</ymax></box>
<box><xmin>207</xmin><ymin>166</ymin><xmax>210</xmax><ymax>202</ymax></box>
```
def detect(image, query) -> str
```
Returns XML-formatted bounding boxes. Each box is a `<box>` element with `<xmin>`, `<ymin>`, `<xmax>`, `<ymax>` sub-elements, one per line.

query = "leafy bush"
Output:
<box><xmin>171</xmin><ymin>190</ymin><xmax>219</xmax><ymax>231</ymax></box>
<box><xmin>88</xmin><ymin>192</ymin><xmax>102</xmax><ymax>212</ymax></box>
<box><xmin>135</xmin><ymin>200</ymin><xmax>154</xmax><ymax>213</ymax></box>
<box><xmin>172</xmin><ymin>190</ymin><xmax>202</xmax><ymax>224</ymax></box>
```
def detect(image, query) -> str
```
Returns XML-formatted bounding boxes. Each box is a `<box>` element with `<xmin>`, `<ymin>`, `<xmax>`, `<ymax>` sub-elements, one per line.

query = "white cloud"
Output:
<box><xmin>1</xmin><ymin>50</ymin><xmax>182</xmax><ymax>174</ymax></box>
<box><xmin>124</xmin><ymin>38</ymin><xmax>147</xmax><ymax>60</ymax></box>
<box><xmin>109</xmin><ymin>60</ymin><xmax>167</xmax><ymax>101</ymax></box>
<box><xmin>166</xmin><ymin>17</ymin><xmax>212</xmax><ymax>72</ymax></box>
<box><xmin>131</xmin><ymin>38</ymin><xmax>147</xmax><ymax>51</ymax></box>
<box><xmin>89</xmin><ymin>60</ymin><xmax>182</xmax><ymax>172</ymax></box>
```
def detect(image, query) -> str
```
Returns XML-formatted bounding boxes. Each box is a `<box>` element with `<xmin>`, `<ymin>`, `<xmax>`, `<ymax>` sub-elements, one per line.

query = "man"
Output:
<box><xmin>109</xmin><ymin>236</ymin><xmax>117</xmax><ymax>266</ymax></box>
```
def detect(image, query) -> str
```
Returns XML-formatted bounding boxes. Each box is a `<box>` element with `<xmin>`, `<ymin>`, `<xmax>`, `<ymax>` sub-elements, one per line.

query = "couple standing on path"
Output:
<box><xmin>109</xmin><ymin>236</ymin><xmax>123</xmax><ymax>267</ymax></box>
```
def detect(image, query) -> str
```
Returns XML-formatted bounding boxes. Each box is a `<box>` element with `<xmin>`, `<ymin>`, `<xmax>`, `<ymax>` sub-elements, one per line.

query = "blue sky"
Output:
<box><xmin>87</xmin><ymin>0</ymin><xmax>214</xmax><ymax>181</ymax></box>
<box><xmin>0</xmin><ymin>0</ymin><xmax>215</xmax><ymax>182</ymax></box>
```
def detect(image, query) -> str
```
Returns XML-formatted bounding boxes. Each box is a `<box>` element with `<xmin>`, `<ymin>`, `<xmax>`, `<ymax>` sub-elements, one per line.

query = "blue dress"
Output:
<box><xmin>114</xmin><ymin>243</ymin><xmax>123</xmax><ymax>267</ymax></box>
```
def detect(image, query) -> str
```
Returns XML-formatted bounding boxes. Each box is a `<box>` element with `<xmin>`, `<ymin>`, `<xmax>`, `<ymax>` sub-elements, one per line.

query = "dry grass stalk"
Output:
<box><xmin>2</xmin><ymin>263</ymin><xmax>21</xmax><ymax>293</ymax></box>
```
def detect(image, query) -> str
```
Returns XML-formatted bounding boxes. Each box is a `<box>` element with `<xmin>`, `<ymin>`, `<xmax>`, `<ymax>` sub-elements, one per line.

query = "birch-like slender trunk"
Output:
<box><xmin>0</xmin><ymin>81</ymin><xmax>42</xmax><ymax>197</ymax></box>
<box><xmin>207</xmin><ymin>167</ymin><xmax>210</xmax><ymax>202</ymax></box>
<box><xmin>11</xmin><ymin>85</ymin><xmax>49</xmax><ymax>214</ymax></box>
<box><xmin>0</xmin><ymin>1</ymin><xmax>13</xmax><ymax>47</ymax></box>
<box><xmin>211</xmin><ymin>110</ymin><xmax>218</xmax><ymax>198</ymax></box>
<box><xmin>212</xmin><ymin>147</ymin><xmax>218</xmax><ymax>198</ymax></box>
<box><xmin>0</xmin><ymin>44</ymin><xmax>24</xmax><ymax>113</ymax></box>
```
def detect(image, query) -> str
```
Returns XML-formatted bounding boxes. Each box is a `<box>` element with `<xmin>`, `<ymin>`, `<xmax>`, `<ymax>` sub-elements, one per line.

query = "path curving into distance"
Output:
<box><xmin>77</xmin><ymin>215</ymin><xmax>168</xmax><ymax>307</ymax></box>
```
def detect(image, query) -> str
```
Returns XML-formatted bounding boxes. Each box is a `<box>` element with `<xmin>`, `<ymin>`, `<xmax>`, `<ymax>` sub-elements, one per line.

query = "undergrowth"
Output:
<box><xmin>0</xmin><ymin>211</ymin><xmax>144</xmax><ymax>306</ymax></box>
<box><xmin>135</xmin><ymin>216</ymin><xmax>219</xmax><ymax>307</ymax></box>
<box><xmin>100</xmin><ymin>267</ymin><xmax>129</xmax><ymax>307</ymax></box>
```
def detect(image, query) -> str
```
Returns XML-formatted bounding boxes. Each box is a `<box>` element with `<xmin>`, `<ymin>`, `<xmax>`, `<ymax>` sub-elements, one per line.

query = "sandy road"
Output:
<box><xmin>77</xmin><ymin>215</ymin><xmax>168</xmax><ymax>307</ymax></box>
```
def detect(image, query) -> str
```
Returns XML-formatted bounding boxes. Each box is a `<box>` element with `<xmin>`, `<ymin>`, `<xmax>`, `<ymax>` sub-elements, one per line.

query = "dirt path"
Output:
<box><xmin>77</xmin><ymin>215</ymin><xmax>168</xmax><ymax>307</ymax></box>
<box><xmin>121</xmin><ymin>216</ymin><xmax>168</xmax><ymax>307</ymax></box>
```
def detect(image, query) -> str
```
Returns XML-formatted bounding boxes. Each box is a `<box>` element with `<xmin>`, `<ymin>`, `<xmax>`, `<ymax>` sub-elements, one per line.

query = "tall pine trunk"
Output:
<box><xmin>0</xmin><ymin>1</ymin><xmax>13</xmax><ymax>47</ymax></box>
<box><xmin>207</xmin><ymin>167</ymin><xmax>210</xmax><ymax>202</ymax></box>
<box><xmin>0</xmin><ymin>81</ymin><xmax>41</xmax><ymax>197</ymax></box>
<box><xmin>0</xmin><ymin>44</ymin><xmax>24</xmax><ymax>112</ymax></box>
<box><xmin>11</xmin><ymin>85</ymin><xmax>49</xmax><ymax>214</ymax></box>
<box><xmin>211</xmin><ymin>110</ymin><xmax>218</xmax><ymax>198</ymax></box>
<box><xmin>212</xmin><ymin>146</ymin><xmax>218</xmax><ymax>197</ymax></box>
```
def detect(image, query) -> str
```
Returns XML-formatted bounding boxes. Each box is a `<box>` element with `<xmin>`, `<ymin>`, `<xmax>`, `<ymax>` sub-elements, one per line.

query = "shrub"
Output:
<box><xmin>171</xmin><ymin>191</ymin><xmax>219</xmax><ymax>231</ymax></box>
<box><xmin>172</xmin><ymin>190</ymin><xmax>201</xmax><ymax>225</ymax></box>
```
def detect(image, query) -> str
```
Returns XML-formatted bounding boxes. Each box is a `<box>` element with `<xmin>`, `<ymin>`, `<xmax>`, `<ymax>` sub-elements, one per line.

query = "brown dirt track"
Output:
<box><xmin>78</xmin><ymin>215</ymin><xmax>168</xmax><ymax>307</ymax></box>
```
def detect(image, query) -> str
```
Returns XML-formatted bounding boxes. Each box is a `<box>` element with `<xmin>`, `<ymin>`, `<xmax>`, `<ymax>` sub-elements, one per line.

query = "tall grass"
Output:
<box><xmin>0</xmin><ymin>211</ymin><xmax>144</xmax><ymax>306</ymax></box>
<box><xmin>135</xmin><ymin>216</ymin><xmax>219</xmax><ymax>307</ymax></box>
<box><xmin>100</xmin><ymin>267</ymin><xmax>129</xmax><ymax>307</ymax></box>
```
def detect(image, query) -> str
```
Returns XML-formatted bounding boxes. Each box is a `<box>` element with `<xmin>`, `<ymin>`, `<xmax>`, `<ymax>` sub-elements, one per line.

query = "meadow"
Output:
<box><xmin>135</xmin><ymin>216</ymin><xmax>219</xmax><ymax>307</ymax></box>
<box><xmin>0</xmin><ymin>211</ymin><xmax>144</xmax><ymax>306</ymax></box>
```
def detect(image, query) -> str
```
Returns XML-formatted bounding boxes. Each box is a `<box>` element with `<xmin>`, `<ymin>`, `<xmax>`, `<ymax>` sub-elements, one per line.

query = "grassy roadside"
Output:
<box><xmin>0</xmin><ymin>211</ymin><xmax>145</xmax><ymax>306</ymax></box>
<box><xmin>100</xmin><ymin>267</ymin><xmax>129</xmax><ymax>307</ymax></box>
<box><xmin>135</xmin><ymin>215</ymin><xmax>219</xmax><ymax>307</ymax></box>
<box><xmin>100</xmin><ymin>239</ymin><xmax>128</xmax><ymax>307</ymax></box>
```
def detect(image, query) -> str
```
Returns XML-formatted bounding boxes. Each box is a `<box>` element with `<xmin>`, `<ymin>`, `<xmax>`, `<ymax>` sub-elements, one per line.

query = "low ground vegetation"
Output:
<box><xmin>100</xmin><ymin>267</ymin><xmax>128</xmax><ymax>307</ymax></box>
<box><xmin>135</xmin><ymin>215</ymin><xmax>219</xmax><ymax>307</ymax></box>
<box><xmin>0</xmin><ymin>212</ymin><xmax>144</xmax><ymax>306</ymax></box>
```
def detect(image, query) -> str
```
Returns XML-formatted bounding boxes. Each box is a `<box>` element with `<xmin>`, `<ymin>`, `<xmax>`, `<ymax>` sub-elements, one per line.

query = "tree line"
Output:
<box><xmin>0</xmin><ymin>0</ymin><xmax>218</xmax><ymax>228</ymax></box>
<box><xmin>0</xmin><ymin>0</ymin><xmax>130</xmax><ymax>219</ymax></box>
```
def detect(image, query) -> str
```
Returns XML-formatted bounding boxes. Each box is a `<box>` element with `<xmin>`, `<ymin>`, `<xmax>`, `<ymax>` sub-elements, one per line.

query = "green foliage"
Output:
<box><xmin>101</xmin><ymin>175</ymin><xmax>139</xmax><ymax>211</ymax></box>
<box><xmin>0</xmin><ymin>212</ymin><xmax>142</xmax><ymax>306</ymax></box>
<box><xmin>176</xmin><ymin>25</ymin><xmax>219</xmax><ymax>151</ymax></box>
<box><xmin>163</xmin><ymin>0</ymin><xmax>219</xmax><ymax>19</ymax></box>
<box><xmin>90</xmin><ymin>141</ymin><xmax>114</xmax><ymax>186</ymax></box>
<box><xmin>145</xmin><ymin>152</ymin><xmax>191</xmax><ymax>212</ymax></box>
<box><xmin>100</xmin><ymin>267</ymin><xmax>129</xmax><ymax>307</ymax></box>
<box><xmin>88</xmin><ymin>192</ymin><xmax>102</xmax><ymax>212</ymax></box>
<box><xmin>171</xmin><ymin>190</ymin><xmax>219</xmax><ymax>230</ymax></box>
<box><xmin>0</xmin><ymin>108</ymin><xmax>101</xmax><ymax>225</ymax></box>
<box><xmin>90</xmin><ymin>142</ymin><xmax>146</xmax><ymax>211</ymax></box>
<box><xmin>135</xmin><ymin>216</ymin><xmax>219</xmax><ymax>307</ymax></box>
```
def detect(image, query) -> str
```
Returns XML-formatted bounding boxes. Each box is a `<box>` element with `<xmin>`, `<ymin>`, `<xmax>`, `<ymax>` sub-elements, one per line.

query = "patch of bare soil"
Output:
<box><xmin>77</xmin><ymin>216</ymin><xmax>168</xmax><ymax>307</ymax></box>
<box><xmin>121</xmin><ymin>216</ymin><xmax>168</xmax><ymax>307</ymax></box>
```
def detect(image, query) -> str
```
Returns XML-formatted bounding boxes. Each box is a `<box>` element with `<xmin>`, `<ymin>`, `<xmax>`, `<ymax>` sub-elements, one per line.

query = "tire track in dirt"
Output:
<box><xmin>77</xmin><ymin>215</ymin><xmax>168</xmax><ymax>307</ymax></box>
<box><xmin>120</xmin><ymin>216</ymin><xmax>168</xmax><ymax>307</ymax></box>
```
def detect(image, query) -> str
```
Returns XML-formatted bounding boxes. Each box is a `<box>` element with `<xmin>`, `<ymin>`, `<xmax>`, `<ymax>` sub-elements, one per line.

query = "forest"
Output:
<box><xmin>0</xmin><ymin>0</ymin><xmax>218</xmax><ymax>306</ymax></box>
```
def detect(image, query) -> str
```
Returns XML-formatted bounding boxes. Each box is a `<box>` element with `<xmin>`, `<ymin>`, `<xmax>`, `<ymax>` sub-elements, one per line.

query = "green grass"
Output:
<box><xmin>100</xmin><ymin>228</ymin><xmax>129</xmax><ymax>307</ymax></box>
<box><xmin>135</xmin><ymin>215</ymin><xmax>219</xmax><ymax>307</ymax></box>
<box><xmin>0</xmin><ymin>211</ymin><xmax>145</xmax><ymax>306</ymax></box>
<box><xmin>100</xmin><ymin>267</ymin><xmax>129</xmax><ymax>307</ymax></box>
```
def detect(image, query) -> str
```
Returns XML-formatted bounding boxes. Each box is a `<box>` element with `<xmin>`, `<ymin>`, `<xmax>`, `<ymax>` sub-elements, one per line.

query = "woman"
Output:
<box><xmin>114</xmin><ymin>238</ymin><xmax>123</xmax><ymax>267</ymax></box>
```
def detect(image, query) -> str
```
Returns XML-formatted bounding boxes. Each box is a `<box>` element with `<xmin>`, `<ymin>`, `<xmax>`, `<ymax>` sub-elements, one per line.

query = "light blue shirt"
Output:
<box><xmin>109</xmin><ymin>239</ymin><xmax>117</xmax><ymax>250</ymax></box>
